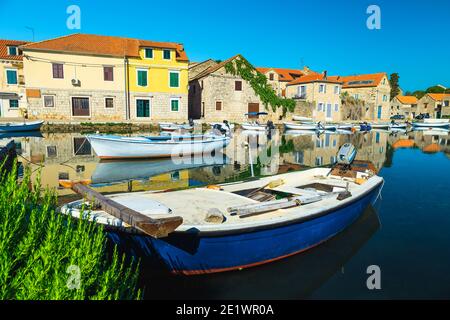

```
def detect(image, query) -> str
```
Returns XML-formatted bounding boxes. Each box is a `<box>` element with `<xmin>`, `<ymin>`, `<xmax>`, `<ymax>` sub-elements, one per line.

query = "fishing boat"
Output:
<box><xmin>412</xmin><ymin>119</ymin><xmax>449</xmax><ymax>129</ymax></box>
<box><xmin>159</xmin><ymin>122</ymin><xmax>194</xmax><ymax>132</ymax></box>
<box><xmin>316</xmin><ymin>122</ymin><xmax>337</xmax><ymax>131</ymax></box>
<box><xmin>91</xmin><ymin>155</ymin><xmax>230</xmax><ymax>185</ymax></box>
<box><xmin>60</xmin><ymin>144</ymin><xmax>384</xmax><ymax>275</ymax></box>
<box><xmin>87</xmin><ymin>134</ymin><xmax>230</xmax><ymax>159</ymax></box>
<box><xmin>292</xmin><ymin>116</ymin><xmax>313</xmax><ymax>122</ymax></box>
<box><xmin>0</xmin><ymin>130</ymin><xmax>43</xmax><ymax>139</ymax></box>
<box><xmin>283</xmin><ymin>122</ymin><xmax>317</xmax><ymax>131</ymax></box>
<box><xmin>389</xmin><ymin>122</ymin><xmax>407</xmax><ymax>129</ymax></box>
<box><xmin>0</xmin><ymin>120</ymin><xmax>44</xmax><ymax>133</ymax></box>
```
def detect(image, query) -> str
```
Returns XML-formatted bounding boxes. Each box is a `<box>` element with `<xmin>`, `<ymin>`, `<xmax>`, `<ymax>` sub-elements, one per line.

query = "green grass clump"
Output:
<box><xmin>0</xmin><ymin>163</ymin><xmax>141</xmax><ymax>300</ymax></box>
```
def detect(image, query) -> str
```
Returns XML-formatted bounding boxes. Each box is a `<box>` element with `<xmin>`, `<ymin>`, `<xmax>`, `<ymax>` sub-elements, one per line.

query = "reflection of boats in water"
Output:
<box><xmin>283</xmin><ymin>129</ymin><xmax>318</xmax><ymax>136</ymax></box>
<box><xmin>0</xmin><ymin>130</ymin><xmax>43</xmax><ymax>139</ymax></box>
<box><xmin>413</xmin><ymin>127</ymin><xmax>449</xmax><ymax>136</ymax></box>
<box><xmin>138</xmin><ymin>205</ymin><xmax>380</xmax><ymax>299</ymax></box>
<box><xmin>91</xmin><ymin>154</ymin><xmax>230</xmax><ymax>185</ymax></box>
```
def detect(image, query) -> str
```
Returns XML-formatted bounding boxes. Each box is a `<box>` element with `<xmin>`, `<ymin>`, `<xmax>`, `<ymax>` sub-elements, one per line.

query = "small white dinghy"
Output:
<box><xmin>412</xmin><ymin>119</ymin><xmax>449</xmax><ymax>129</ymax></box>
<box><xmin>87</xmin><ymin>134</ymin><xmax>230</xmax><ymax>159</ymax></box>
<box><xmin>0</xmin><ymin>120</ymin><xmax>44</xmax><ymax>133</ymax></box>
<box><xmin>159</xmin><ymin>122</ymin><xmax>194</xmax><ymax>132</ymax></box>
<box><xmin>284</xmin><ymin>122</ymin><xmax>317</xmax><ymax>131</ymax></box>
<box><xmin>292</xmin><ymin>116</ymin><xmax>313</xmax><ymax>122</ymax></box>
<box><xmin>241</xmin><ymin>122</ymin><xmax>267</xmax><ymax>131</ymax></box>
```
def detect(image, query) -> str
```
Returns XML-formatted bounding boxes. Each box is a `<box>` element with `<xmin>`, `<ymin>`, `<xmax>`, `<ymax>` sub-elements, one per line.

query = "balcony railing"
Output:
<box><xmin>293</xmin><ymin>93</ymin><xmax>307</xmax><ymax>100</ymax></box>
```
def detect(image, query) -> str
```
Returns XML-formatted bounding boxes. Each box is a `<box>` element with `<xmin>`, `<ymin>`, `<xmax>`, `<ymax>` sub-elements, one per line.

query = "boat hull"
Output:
<box><xmin>241</xmin><ymin>123</ymin><xmax>266</xmax><ymax>131</ymax></box>
<box><xmin>87</xmin><ymin>135</ymin><xmax>230</xmax><ymax>159</ymax></box>
<box><xmin>109</xmin><ymin>182</ymin><xmax>382</xmax><ymax>275</ymax></box>
<box><xmin>412</xmin><ymin>122</ymin><xmax>449</xmax><ymax>129</ymax></box>
<box><xmin>283</xmin><ymin>122</ymin><xmax>316</xmax><ymax>130</ymax></box>
<box><xmin>0</xmin><ymin>120</ymin><xmax>44</xmax><ymax>132</ymax></box>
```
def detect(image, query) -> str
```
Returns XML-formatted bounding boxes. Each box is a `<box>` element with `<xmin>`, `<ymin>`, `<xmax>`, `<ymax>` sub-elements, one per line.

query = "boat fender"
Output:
<box><xmin>205</xmin><ymin>208</ymin><xmax>225</xmax><ymax>224</ymax></box>
<box><xmin>206</xmin><ymin>185</ymin><xmax>222</xmax><ymax>190</ymax></box>
<box><xmin>354</xmin><ymin>178</ymin><xmax>367</xmax><ymax>185</ymax></box>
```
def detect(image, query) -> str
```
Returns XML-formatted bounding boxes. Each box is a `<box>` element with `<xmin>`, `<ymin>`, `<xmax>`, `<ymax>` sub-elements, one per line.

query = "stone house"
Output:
<box><xmin>21</xmin><ymin>33</ymin><xmax>189</xmax><ymax>122</ymax></box>
<box><xmin>416</xmin><ymin>93</ymin><xmax>450</xmax><ymax>118</ymax></box>
<box><xmin>256</xmin><ymin>67</ymin><xmax>315</xmax><ymax>97</ymax></box>
<box><xmin>188</xmin><ymin>55</ymin><xmax>266</xmax><ymax>122</ymax></box>
<box><xmin>285</xmin><ymin>72</ymin><xmax>343</xmax><ymax>122</ymax></box>
<box><xmin>0</xmin><ymin>39</ymin><xmax>30</xmax><ymax>118</ymax></box>
<box><xmin>390</xmin><ymin>95</ymin><xmax>418</xmax><ymax>119</ymax></box>
<box><xmin>340</xmin><ymin>73</ymin><xmax>391</xmax><ymax>121</ymax></box>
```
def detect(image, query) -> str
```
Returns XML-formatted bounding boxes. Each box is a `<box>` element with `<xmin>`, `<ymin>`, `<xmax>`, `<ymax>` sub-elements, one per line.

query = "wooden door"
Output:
<box><xmin>248</xmin><ymin>103</ymin><xmax>259</xmax><ymax>118</ymax></box>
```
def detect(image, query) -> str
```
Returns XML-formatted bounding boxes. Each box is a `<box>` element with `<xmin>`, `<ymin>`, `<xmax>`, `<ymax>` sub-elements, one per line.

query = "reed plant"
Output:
<box><xmin>0</xmin><ymin>162</ymin><xmax>141</xmax><ymax>300</ymax></box>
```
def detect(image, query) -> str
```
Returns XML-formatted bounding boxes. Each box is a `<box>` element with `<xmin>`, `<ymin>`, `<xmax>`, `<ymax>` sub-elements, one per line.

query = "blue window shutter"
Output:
<box><xmin>6</xmin><ymin>70</ymin><xmax>17</xmax><ymax>84</ymax></box>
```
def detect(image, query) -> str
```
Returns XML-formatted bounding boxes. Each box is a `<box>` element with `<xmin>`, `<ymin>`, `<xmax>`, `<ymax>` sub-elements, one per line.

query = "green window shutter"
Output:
<box><xmin>6</xmin><ymin>70</ymin><xmax>17</xmax><ymax>84</ymax></box>
<box><xmin>170</xmin><ymin>72</ymin><xmax>179</xmax><ymax>87</ymax></box>
<box><xmin>145</xmin><ymin>48</ymin><xmax>153</xmax><ymax>58</ymax></box>
<box><xmin>137</xmin><ymin>100</ymin><xmax>150</xmax><ymax>117</ymax></box>
<box><xmin>9</xmin><ymin>99</ymin><xmax>19</xmax><ymax>108</ymax></box>
<box><xmin>138</xmin><ymin>70</ymin><xmax>147</xmax><ymax>86</ymax></box>
<box><xmin>163</xmin><ymin>50</ymin><xmax>171</xmax><ymax>59</ymax></box>
<box><xmin>171</xmin><ymin>99</ymin><xmax>179</xmax><ymax>111</ymax></box>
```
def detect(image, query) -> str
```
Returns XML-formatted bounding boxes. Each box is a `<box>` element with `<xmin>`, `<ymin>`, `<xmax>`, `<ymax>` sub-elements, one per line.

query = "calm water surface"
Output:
<box><xmin>4</xmin><ymin>127</ymin><xmax>450</xmax><ymax>299</ymax></box>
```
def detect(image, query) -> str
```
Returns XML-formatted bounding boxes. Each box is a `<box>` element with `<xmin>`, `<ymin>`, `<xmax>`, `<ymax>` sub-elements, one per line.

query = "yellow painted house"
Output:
<box><xmin>21</xmin><ymin>33</ymin><xmax>189</xmax><ymax>122</ymax></box>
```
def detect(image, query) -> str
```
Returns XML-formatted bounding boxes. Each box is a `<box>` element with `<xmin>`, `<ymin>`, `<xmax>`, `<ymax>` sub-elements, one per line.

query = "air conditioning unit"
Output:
<box><xmin>71</xmin><ymin>79</ymin><xmax>81</xmax><ymax>86</ymax></box>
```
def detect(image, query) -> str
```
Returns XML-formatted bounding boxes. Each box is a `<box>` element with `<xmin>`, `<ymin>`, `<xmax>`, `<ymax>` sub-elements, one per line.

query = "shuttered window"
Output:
<box><xmin>44</xmin><ymin>96</ymin><xmax>55</xmax><ymax>107</ymax></box>
<box><xmin>104</xmin><ymin>66</ymin><xmax>114</xmax><ymax>81</ymax></box>
<box><xmin>235</xmin><ymin>81</ymin><xmax>242</xmax><ymax>91</ymax></box>
<box><xmin>171</xmin><ymin>99</ymin><xmax>179</xmax><ymax>112</ymax></box>
<box><xmin>144</xmin><ymin>48</ymin><xmax>153</xmax><ymax>58</ymax></box>
<box><xmin>6</xmin><ymin>70</ymin><xmax>17</xmax><ymax>84</ymax></box>
<box><xmin>9</xmin><ymin>99</ymin><xmax>19</xmax><ymax>108</ymax></box>
<box><xmin>136</xmin><ymin>99</ymin><xmax>150</xmax><ymax>117</ymax></box>
<box><xmin>169</xmin><ymin>72</ymin><xmax>179</xmax><ymax>87</ymax></box>
<box><xmin>163</xmin><ymin>49</ymin><xmax>171</xmax><ymax>60</ymax></box>
<box><xmin>52</xmin><ymin>63</ymin><xmax>64</xmax><ymax>79</ymax></box>
<box><xmin>105</xmin><ymin>98</ymin><xmax>114</xmax><ymax>108</ymax></box>
<box><xmin>137</xmin><ymin>70</ymin><xmax>148</xmax><ymax>86</ymax></box>
<box><xmin>216</xmin><ymin>101</ymin><xmax>222</xmax><ymax>111</ymax></box>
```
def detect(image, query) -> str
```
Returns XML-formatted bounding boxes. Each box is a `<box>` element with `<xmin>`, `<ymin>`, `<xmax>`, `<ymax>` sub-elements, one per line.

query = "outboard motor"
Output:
<box><xmin>223</xmin><ymin>120</ymin><xmax>232</xmax><ymax>137</ymax></box>
<box><xmin>188</xmin><ymin>118</ymin><xmax>194</xmax><ymax>127</ymax></box>
<box><xmin>337</xmin><ymin>143</ymin><xmax>357</xmax><ymax>165</ymax></box>
<box><xmin>212</xmin><ymin>123</ymin><xmax>227</xmax><ymax>135</ymax></box>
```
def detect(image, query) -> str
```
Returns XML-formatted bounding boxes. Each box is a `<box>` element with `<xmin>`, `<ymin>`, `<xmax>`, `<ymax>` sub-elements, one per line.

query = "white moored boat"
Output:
<box><xmin>87</xmin><ymin>134</ymin><xmax>230</xmax><ymax>159</ymax></box>
<box><xmin>159</xmin><ymin>122</ymin><xmax>193</xmax><ymax>132</ymax></box>
<box><xmin>389</xmin><ymin>122</ymin><xmax>407</xmax><ymax>129</ymax></box>
<box><xmin>241</xmin><ymin>122</ymin><xmax>267</xmax><ymax>131</ymax></box>
<box><xmin>371</xmin><ymin>123</ymin><xmax>390</xmax><ymax>129</ymax></box>
<box><xmin>337</xmin><ymin>124</ymin><xmax>354</xmax><ymax>131</ymax></box>
<box><xmin>283</xmin><ymin>122</ymin><xmax>317</xmax><ymax>131</ymax></box>
<box><xmin>292</xmin><ymin>116</ymin><xmax>313</xmax><ymax>122</ymax></box>
<box><xmin>0</xmin><ymin>120</ymin><xmax>44</xmax><ymax>133</ymax></box>
<box><xmin>412</xmin><ymin>119</ymin><xmax>449</xmax><ymax>129</ymax></box>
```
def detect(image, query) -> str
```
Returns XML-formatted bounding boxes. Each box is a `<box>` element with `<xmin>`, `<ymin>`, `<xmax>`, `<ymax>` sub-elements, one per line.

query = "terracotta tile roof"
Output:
<box><xmin>340</xmin><ymin>73</ymin><xmax>387</xmax><ymax>88</ymax></box>
<box><xmin>256</xmin><ymin>67</ymin><xmax>317</xmax><ymax>82</ymax></box>
<box><xmin>0</xmin><ymin>39</ymin><xmax>30</xmax><ymax>61</ymax></box>
<box><xmin>21</xmin><ymin>33</ymin><xmax>188</xmax><ymax>61</ymax></box>
<box><xmin>191</xmin><ymin>54</ymin><xmax>241</xmax><ymax>81</ymax></box>
<box><xmin>392</xmin><ymin>139</ymin><xmax>415</xmax><ymax>149</ymax></box>
<box><xmin>286</xmin><ymin>73</ymin><xmax>342</xmax><ymax>86</ymax></box>
<box><xmin>396</xmin><ymin>95</ymin><xmax>418</xmax><ymax>104</ymax></box>
<box><xmin>427</xmin><ymin>93</ymin><xmax>450</xmax><ymax>101</ymax></box>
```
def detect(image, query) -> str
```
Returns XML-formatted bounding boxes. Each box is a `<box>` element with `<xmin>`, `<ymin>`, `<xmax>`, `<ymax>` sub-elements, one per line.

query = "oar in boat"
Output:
<box><xmin>59</xmin><ymin>180</ymin><xmax>183</xmax><ymax>238</ymax></box>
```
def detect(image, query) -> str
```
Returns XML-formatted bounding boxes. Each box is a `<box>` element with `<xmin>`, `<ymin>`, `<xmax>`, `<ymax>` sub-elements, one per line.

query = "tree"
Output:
<box><xmin>389</xmin><ymin>73</ymin><xmax>400</xmax><ymax>99</ymax></box>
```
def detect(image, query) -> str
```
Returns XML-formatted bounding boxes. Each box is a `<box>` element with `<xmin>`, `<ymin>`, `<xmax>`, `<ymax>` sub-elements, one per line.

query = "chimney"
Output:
<box><xmin>323</xmin><ymin>70</ymin><xmax>327</xmax><ymax>79</ymax></box>
<box><xmin>303</xmin><ymin>66</ymin><xmax>310</xmax><ymax>74</ymax></box>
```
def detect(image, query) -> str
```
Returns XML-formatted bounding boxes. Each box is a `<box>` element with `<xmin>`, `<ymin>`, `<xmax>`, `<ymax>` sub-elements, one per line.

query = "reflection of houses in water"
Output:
<box><xmin>280</xmin><ymin>133</ymin><xmax>342</xmax><ymax>168</ymax></box>
<box><xmin>348</xmin><ymin>131</ymin><xmax>388</xmax><ymax>171</ymax></box>
<box><xmin>410</xmin><ymin>130</ymin><xmax>450</xmax><ymax>156</ymax></box>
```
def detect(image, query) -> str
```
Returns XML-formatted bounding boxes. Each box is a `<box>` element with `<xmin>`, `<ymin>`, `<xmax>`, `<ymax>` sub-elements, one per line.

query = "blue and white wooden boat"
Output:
<box><xmin>0</xmin><ymin>120</ymin><xmax>43</xmax><ymax>133</ymax></box>
<box><xmin>62</xmin><ymin>155</ymin><xmax>383</xmax><ymax>275</ymax></box>
<box><xmin>87</xmin><ymin>134</ymin><xmax>230</xmax><ymax>159</ymax></box>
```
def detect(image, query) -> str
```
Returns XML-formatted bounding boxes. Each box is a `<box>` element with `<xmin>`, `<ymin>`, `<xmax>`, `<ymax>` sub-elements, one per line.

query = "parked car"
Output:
<box><xmin>390</xmin><ymin>114</ymin><xmax>405</xmax><ymax>120</ymax></box>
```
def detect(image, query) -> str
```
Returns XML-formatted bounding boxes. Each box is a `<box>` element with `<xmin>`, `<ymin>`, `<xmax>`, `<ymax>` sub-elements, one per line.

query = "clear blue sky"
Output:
<box><xmin>1</xmin><ymin>0</ymin><xmax>449</xmax><ymax>92</ymax></box>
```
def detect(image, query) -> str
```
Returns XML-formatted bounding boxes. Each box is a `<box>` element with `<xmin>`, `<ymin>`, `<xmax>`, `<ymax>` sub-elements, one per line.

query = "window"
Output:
<box><xmin>235</xmin><ymin>80</ymin><xmax>242</xmax><ymax>91</ymax></box>
<box><xmin>334</xmin><ymin>86</ymin><xmax>340</xmax><ymax>94</ymax></box>
<box><xmin>144</xmin><ymin>48</ymin><xmax>153</xmax><ymax>59</ymax></box>
<box><xmin>9</xmin><ymin>99</ymin><xmax>19</xmax><ymax>109</ymax></box>
<box><xmin>136</xmin><ymin>99</ymin><xmax>150</xmax><ymax>117</ymax></box>
<box><xmin>269</xmin><ymin>73</ymin><xmax>274</xmax><ymax>81</ymax></box>
<box><xmin>297</xmin><ymin>85</ymin><xmax>306</xmax><ymax>99</ymax></box>
<box><xmin>7</xmin><ymin>46</ymin><xmax>18</xmax><ymax>56</ymax></box>
<box><xmin>216</xmin><ymin>101</ymin><xmax>222</xmax><ymax>111</ymax></box>
<box><xmin>171</xmin><ymin>99</ymin><xmax>179</xmax><ymax>112</ymax></box>
<box><xmin>383</xmin><ymin>95</ymin><xmax>388</xmax><ymax>102</ymax></box>
<box><xmin>318</xmin><ymin>102</ymin><xmax>324</xmax><ymax>111</ymax></box>
<box><xmin>47</xmin><ymin>146</ymin><xmax>57</xmax><ymax>158</ymax></box>
<box><xmin>6</xmin><ymin>69</ymin><xmax>17</xmax><ymax>84</ymax></box>
<box><xmin>44</xmin><ymin>95</ymin><xmax>55</xmax><ymax>107</ymax></box>
<box><xmin>445</xmin><ymin>100</ymin><xmax>450</xmax><ymax>107</ymax></box>
<box><xmin>105</xmin><ymin>97</ymin><xmax>114</xmax><ymax>108</ymax></box>
<box><xmin>163</xmin><ymin>49</ymin><xmax>171</xmax><ymax>60</ymax></box>
<box><xmin>334</xmin><ymin>103</ymin><xmax>339</xmax><ymax>112</ymax></box>
<box><xmin>71</xmin><ymin>97</ymin><xmax>90</xmax><ymax>116</ymax></box>
<box><xmin>73</xmin><ymin>137</ymin><xmax>91</xmax><ymax>156</ymax></box>
<box><xmin>52</xmin><ymin>63</ymin><xmax>64</xmax><ymax>79</ymax></box>
<box><xmin>103</xmin><ymin>66</ymin><xmax>114</xmax><ymax>81</ymax></box>
<box><xmin>315</xmin><ymin>156</ymin><xmax>323</xmax><ymax>166</ymax></box>
<box><xmin>319</xmin><ymin>84</ymin><xmax>326</xmax><ymax>93</ymax></box>
<box><xmin>169</xmin><ymin>71</ymin><xmax>179</xmax><ymax>88</ymax></box>
<box><xmin>354</xmin><ymin>94</ymin><xmax>359</xmax><ymax>100</ymax></box>
<box><xmin>137</xmin><ymin>69</ymin><xmax>148</xmax><ymax>87</ymax></box>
